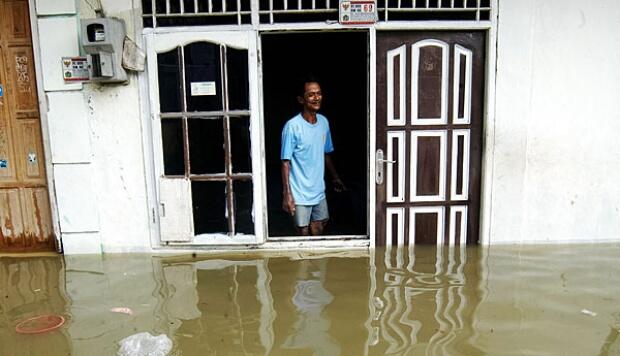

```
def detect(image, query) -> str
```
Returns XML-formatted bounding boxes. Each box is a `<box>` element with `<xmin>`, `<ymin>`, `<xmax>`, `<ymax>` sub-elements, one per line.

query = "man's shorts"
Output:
<box><xmin>294</xmin><ymin>198</ymin><xmax>329</xmax><ymax>227</ymax></box>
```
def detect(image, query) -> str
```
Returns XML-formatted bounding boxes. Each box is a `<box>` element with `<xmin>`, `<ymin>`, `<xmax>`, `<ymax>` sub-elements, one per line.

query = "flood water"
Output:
<box><xmin>1</xmin><ymin>244</ymin><xmax>620</xmax><ymax>355</ymax></box>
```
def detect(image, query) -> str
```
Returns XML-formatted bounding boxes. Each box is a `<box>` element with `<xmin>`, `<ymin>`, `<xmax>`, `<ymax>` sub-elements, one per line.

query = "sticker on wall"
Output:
<box><xmin>339</xmin><ymin>0</ymin><xmax>377</xmax><ymax>24</ymax></box>
<box><xmin>62</xmin><ymin>57</ymin><xmax>90</xmax><ymax>81</ymax></box>
<box><xmin>0</xmin><ymin>159</ymin><xmax>7</xmax><ymax>168</ymax></box>
<box><xmin>190</xmin><ymin>82</ymin><xmax>216</xmax><ymax>96</ymax></box>
<box><xmin>28</xmin><ymin>153</ymin><xmax>37</xmax><ymax>164</ymax></box>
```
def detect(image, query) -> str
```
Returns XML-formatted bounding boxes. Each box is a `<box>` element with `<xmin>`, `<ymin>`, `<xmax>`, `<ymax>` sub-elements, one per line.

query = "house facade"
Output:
<box><xmin>0</xmin><ymin>0</ymin><xmax>618</xmax><ymax>254</ymax></box>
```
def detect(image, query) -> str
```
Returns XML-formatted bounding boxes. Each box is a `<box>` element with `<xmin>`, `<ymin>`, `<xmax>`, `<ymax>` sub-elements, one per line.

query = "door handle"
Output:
<box><xmin>376</xmin><ymin>149</ymin><xmax>396</xmax><ymax>185</ymax></box>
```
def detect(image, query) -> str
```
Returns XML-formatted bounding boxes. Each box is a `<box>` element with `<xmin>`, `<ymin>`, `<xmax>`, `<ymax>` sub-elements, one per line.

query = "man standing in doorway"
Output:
<box><xmin>281</xmin><ymin>77</ymin><xmax>345</xmax><ymax>236</ymax></box>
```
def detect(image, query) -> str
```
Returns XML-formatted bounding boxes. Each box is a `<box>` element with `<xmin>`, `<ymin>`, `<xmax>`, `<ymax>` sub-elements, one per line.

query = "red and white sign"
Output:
<box><xmin>61</xmin><ymin>57</ymin><xmax>89</xmax><ymax>81</ymax></box>
<box><xmin>339</xmin><ymin>0</ymin><xmax>378</xmax><ymax>25</ymax></box>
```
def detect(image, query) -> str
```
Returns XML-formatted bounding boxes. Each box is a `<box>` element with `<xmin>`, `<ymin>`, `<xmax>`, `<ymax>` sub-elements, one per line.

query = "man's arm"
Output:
<box><xmin>325</xmin><ymin>154</ymin><xmax>346</xmax><ymax>192</ymax></box>
<box><xmin>281</xmin><ymin>160</ymin><xmax>296</xmax><ymax>216</ymax></box>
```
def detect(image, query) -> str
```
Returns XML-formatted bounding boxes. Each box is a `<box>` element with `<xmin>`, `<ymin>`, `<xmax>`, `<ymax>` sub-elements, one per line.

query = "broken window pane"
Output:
<box><xmin>157</xmin><ymin>48</ymin><xmax>182</xmax><ymax>113</ymax></box>
<box><xmin>234</xmin><ymin>180</ymin><xmax>254</xmax><ymax>235</ymax></box>
<box><xmin>161</xmin><ymin>119</ymin><xmax>185</xmax><ymax>175</ymax></box>
<box><xmin>230</xmin><ymin>117</ymin><xmax>252</xmax><ymax>173</ymax></box>
<box><xmin>192</xmin><ymin>181</ymin><xmax>228</xmax><ymax>234</ymax></box>
<box><xmin>184</xmin><ymin>42</ymin><xmax>223</xmax><ymax>112</ymax></box>
<box><xmin>226</xmin><ymin>47</ymin><xmax>250</xmax><ymax>110</ymax></box>
<box><xmin>188</xmin><ymin>118</ymin><xmax>225</xmax><ymax>174</ymax></box>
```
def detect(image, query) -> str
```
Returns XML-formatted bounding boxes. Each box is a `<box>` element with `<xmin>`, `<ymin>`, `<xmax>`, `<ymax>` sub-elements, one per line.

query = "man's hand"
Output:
<box><xmin>283</xmin><ymin>192</ymin><xmax>296</xmax><ymax>216</ymax></box>
<box><xmin>325</xmin><ymin>155</ymin><xmax>346</xmax><ymax>193</ymax></box>
<box><xmin>332</xmin><ymin>178</ymin><xmax>346</xmax><ymax>193</ymax></box>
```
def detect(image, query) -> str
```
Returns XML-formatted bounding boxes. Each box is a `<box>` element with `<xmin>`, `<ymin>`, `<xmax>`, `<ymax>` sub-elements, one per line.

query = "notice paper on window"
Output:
<box><xmin>191</xmin><ymin>81</ymin><xmax>217</xmax><ymax>96</ymax></box>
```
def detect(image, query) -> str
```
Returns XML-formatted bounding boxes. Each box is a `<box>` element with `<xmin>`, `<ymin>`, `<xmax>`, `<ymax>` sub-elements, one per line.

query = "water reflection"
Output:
<box><xmin>157</xmin><ymin>258</ymin><xmax>274</xmax><ymax>354</ymax></box>
<box><xmin>596</xmin><ymin>310</ymin><xmax>620</xmax><ymax>356</ymax></box>
<box><xmin>2</xmin><ymin>244</ymin><xmax>620</xmax><ymax>355</ymax></box>
<box><xmin>281</xmin><ymin>260</ymin><xmax>339</xmax><ymax>355</ymax></box>
<box><xmin>0</xmin><ymin>257</ymin><xmax>71</xmax><ymax>355</ymax></box>
<box><xmin>368</xmin><ymin>246</ymin><xmax>484</xmax><ymax>355</ymax></box>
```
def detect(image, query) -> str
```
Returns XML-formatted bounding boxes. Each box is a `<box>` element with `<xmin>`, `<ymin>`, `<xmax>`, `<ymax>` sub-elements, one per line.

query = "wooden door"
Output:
<box><xmin>0</xmin><ymin>0</ymin><xmax>55</xmax><ymax>251</ymax></box>
<box><xmin>376</xmin><ymin>31</ymin><xmax>485</xmax><ymax>246</ymax></box>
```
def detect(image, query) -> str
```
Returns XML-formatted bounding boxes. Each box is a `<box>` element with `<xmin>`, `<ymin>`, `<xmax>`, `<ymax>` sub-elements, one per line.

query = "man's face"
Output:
<box><xmin>299</xmin><ymin>82</ymin><xmax>322</xmax><ymax>112</ymax></box>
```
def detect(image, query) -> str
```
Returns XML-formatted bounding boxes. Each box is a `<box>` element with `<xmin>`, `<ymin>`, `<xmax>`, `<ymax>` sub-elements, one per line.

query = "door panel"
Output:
<box><xmin>0</xmin><ymin>189</ymin><xmax>23</xmax><ymax>244</ymax></box>
<box><xmin>412</xmin><ymin>40</ymin><xmax>449</xmax><ymax>124</ymax></box>
<box><xmin>376</xmin><ymin>31</ymin><xmax>485</xmax><ymax>246</ymax></box>
<box><xmin>0</xmin><ymin>0</ymin><xmax>55</xmax><ymax>251</ymax></box>
<box><xmin>15</xmin><ymin>119</ymin><xmax>46</xmax><ymax>183</ymax></box>
<box><xmin>1</xmin><ymin>0</ymin><xmax>31</xmax><ymax>42</ymax></box>
<box><xmin>19</xmin><ymin>187</ymin><xmax>53</xmax><ymax>241</ymax></box>
<box><xmin>7</xmin><ymin>45</ymin><xmax>38</xmax><ymax>118</ymax></box>
<box><xmin>0</xmin><ymin>47</ymin><xmax>18</xmax><ymax>183</ymax></box>
<box><xmin>159</xmin><ymin>178</ymin><xmax>193</xmax><ymax>242</ymax></box>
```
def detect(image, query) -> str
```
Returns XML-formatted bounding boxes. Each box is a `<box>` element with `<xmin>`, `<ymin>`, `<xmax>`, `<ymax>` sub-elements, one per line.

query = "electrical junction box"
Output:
<box><xmin>80</xmin><ymin>18</ymin><xmax>127</xmax><ymax>83</ymax></box>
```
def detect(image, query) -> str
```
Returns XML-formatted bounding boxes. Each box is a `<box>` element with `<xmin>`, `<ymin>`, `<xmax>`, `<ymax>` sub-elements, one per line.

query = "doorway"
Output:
<box><xmin>261</xmin><ymin>31</ymin><xmax>368</xmax><ymax>237</ymax></box>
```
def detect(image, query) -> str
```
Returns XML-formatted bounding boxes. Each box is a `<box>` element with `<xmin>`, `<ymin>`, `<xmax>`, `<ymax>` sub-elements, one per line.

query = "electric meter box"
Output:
<box><xmin>80</xmin><ymin>18</ymin><xmax>127</xmax><ymax>83</ymax></box>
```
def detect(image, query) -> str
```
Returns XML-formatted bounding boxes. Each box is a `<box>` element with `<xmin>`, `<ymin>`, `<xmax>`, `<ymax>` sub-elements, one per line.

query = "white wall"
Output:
<box><xmin>491</xmin><ymin>0</ymin><xmax>620</xmax><ymax>243</ymax></box>
<box><xmin>35</xmin><ymin>0</ymin><xmax>152</xmax><ymax>253</ymax></box>
<box><xmin>78</xmin><ymin>1</ymin><xmax>152</xmax><ymax>252</ymax></box>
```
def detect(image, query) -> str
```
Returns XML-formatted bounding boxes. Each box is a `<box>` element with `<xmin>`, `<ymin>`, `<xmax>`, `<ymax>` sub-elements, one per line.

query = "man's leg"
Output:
<box><xmin>294</xmin><ymin>205</ymin><xmax>311</xmax><ymax>236</ymax></box>
<box><xmin>309</xmin><ymin>198</ymin><xmax>329</xmax><ymax>236</ymax></box>
<box><xmin>309</xmin><ymin>220</ymin><xmax>325</xmax><ymax>235</ymax></box>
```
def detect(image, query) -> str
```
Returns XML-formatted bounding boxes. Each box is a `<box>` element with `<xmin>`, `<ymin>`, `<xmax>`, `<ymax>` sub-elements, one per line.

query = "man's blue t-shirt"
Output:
<box><xmin>281</xmin><ymin>113</ymin><xmax>334</xmax><ymax>205</ymax></box>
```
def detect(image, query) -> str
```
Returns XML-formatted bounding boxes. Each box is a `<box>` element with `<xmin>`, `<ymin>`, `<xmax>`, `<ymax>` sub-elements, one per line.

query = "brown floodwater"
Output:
<box><xmin>1</xmin><ymin>244</ymin><xmax>620</xmax><ymax>355</ymax></box>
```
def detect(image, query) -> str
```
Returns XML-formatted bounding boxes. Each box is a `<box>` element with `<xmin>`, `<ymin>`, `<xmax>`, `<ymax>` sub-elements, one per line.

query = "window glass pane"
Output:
<box><xmin>169</xmin><ymin>0</ymin><xmax>181</xmax><ymax>13</ymax></box>
<box><xmin>142</xmin><ymin>0</ymin><xmax>152</xmax><ymax>14</ymax></box>
<box><xmin>225</xmin><ymin>0</ymin><xmax>238</xmax><ymax>12</ymax></box>
<box><xmin>157</xmin><ymin>48</ymin><xmax>182</xmax><ymax>113</ymax></box>
<box><xmin>230</xmin><ymin>117</ymin><xmax>252</xmax><ymax>173</ymax></box>
<box><xmin>161</xmin><ymin>119</ymin><xmax>184</xmax><ymax>175</ymax></box>
<box><xmin>155</xmin><ymin>0</ymin><xmax>166</xmax><ymax>13</ymax></box>
<box><xmin>184</xmin><ymin>42</ymin><xmax>223</xmax><ymax>112</ymax></box>
<box><xmin>183</xmin><ymin>0</ymin><xmax>195</xmax><ymax>12</ymax></box>
<box><xmin>192</xmin><ymin>181</ymin><xmax>228</xmax><ymax>234</ymax></box>
<box><xmin>226</xmin><ymin>47</ymin><xmax>249</xmax><ymax>110</ymax></box>
<box><xmin>188</xmin><ymin>118</ymin><xmax>225</xmax><ymax>174</ymax></box>
<box><xmin>234</xmin><ymin>181</ymin><xmax>254</xmax><ymax>235</ymax></box>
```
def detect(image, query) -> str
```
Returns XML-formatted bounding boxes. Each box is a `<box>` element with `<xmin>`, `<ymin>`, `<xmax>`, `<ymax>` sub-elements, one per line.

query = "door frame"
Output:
<box><xmin>138</xmin><ymin>3</ymin><xmax>499</xmax><ymax>249</ymax></box>
<box><xmin>257</xmin><ymin>28</ymin><xmax>371</xmax><ymax>243</ymax></box>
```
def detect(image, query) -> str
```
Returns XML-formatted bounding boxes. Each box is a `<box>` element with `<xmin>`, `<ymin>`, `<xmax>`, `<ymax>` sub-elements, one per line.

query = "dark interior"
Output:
<box><xmin>261</xmin><ymin>31</ymin><xmax>368</xmax><ymax>237</ymax></box>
